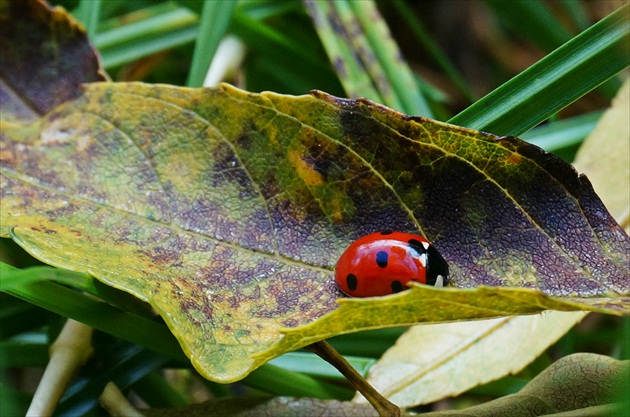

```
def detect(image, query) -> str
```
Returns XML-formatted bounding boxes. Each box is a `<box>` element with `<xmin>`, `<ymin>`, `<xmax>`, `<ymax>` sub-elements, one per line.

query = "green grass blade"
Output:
<box><xmin>346</xmin><ymin>0</ymin><xmax>431</xmax><ymax>116</ymax></box>
<box><xmin>520</xmin><ymin>111</ymin><xmax>602</xmax><ymax>153</ymax></box>
<box><xmin>0</xmin><ymin>295</ymin><xmax>48</xmax><ymax>339</ymax></box>
<box><xmin>449</xmin><ymin>4</ymin><xmax>629</xmax><ymax>135</ymax></box>
<box><xmin>238</xmin><ymin>0</ymin><xmax>303</xmax><ymax>20</ymax></box>
<box><xmin>131</xmin><ymin>372</ymin><xmax>187</xmax><ymax>407</ymax></box>
<box><xmin>304</xmin><ymin>1</ymin><xmax>382</xmax><ymax>103</ymax></box>
<box><xmin>93</xmin><ymin>3</ymin><xmax>199</xmax><ymax>69</ymax></box>
<box><xmin>232</xmin><ymin>9</ymin><xmax>323</xmax><ymax>70</ymax></box>
<box><xmin>306</xmin><ymin>0</ymin><xmax>431</xmax><ymax>116</ymax></box>
<box><xmin>0</xmin><ymin>263</ymin><xmax>92</xmax><ymax>291</ymax></box>
<box><xmin>1</xmin><ymin>269</ymin><xmax>186</xmax><ymax>362</ymax></box>
<box><xmin>0</xmin><ymin>338</ymin><xmax>48</xmax><ymax>368</ymax></box>
<box><xmin>244</xmin><ymin>363</ymin><xmax>353</xmax><ymax>399</ymax></box>
<box><xmin>94</xmin><ymin>5</ymin><xmax>198</xmax><ymax>50</ymax></box>
<box><xmin>328</xmin><ymin>327</ymin><xmax>407</xmax><ymax>357</ymax></box>
<box><xmin>100</xmin><ymin>26</ymin><xmax>199</xmax><ymax>69</ymax></box>
<box><xmin>231</xmin><ymin>9</ymin><xmax>340</xmax><ymax>94</ymax></box>
<box><xmin>558</xmin><ymin>0</ymin><xmax>591</xmax><ymax>32</ymax></box>
<box><xmin>57</xmin><ymin>342</ymin><xmax>170</xmax><ymax>416</ymax></box>
<box><xmin>186</xmin><ymin>1</ymin><xmax>236</xmax><ymax>87</ymax></box>
<box><xmin>74</xmin><ymin>0</ymin><xmax>101</xmax><ymax>38</ymax></box>
<box><xmin>269</xmin><ymin>351</ymin><xmax>376</xmax><ymax>379</ymax></box>
<box><xmin>0</xmin><ymin>382</ymin><xmax>29</xmax><ymax>417</ymax></box>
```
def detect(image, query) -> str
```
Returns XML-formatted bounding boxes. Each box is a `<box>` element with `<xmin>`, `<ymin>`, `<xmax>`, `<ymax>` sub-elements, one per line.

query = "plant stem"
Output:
<box><xmin>306</xmin><ymin>340</ymin><xmax>400</xmax><ymax>417</ymax></box>
<box><xmin>26</xmin><ymin>320</ymin><xmax>93</xmax><ymax>417</ymax></box>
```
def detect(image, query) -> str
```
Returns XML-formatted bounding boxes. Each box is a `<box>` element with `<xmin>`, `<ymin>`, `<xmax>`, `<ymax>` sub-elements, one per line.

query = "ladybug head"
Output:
<box><xmin>426</xmin><ymin>245</ymin><xmax>449</xmax><ymax>287</ymax></box>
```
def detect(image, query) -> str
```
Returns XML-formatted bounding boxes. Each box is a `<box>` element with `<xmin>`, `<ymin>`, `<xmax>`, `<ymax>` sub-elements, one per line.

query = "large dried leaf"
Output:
<box><xmin>1</xmin><ymin>82</ymin><xmax>629</xmax><ymax>383</ymax></box>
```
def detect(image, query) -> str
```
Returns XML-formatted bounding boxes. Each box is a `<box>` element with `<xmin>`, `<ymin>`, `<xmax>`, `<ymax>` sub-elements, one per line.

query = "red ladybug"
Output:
<box><xmin>335</xmin><ymin>230</ymin><xmax>449</xmax><ymax>297</ymax></box>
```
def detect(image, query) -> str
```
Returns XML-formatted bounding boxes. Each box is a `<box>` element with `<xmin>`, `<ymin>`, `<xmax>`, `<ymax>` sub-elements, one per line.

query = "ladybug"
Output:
<box><xmin>335</xmin><ymin>230</ymin><xmax>449</xmax><ymax>297</ymax></box>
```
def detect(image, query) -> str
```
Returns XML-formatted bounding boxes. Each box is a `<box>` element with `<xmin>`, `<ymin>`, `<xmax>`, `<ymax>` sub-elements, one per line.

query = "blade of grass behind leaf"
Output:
<box><xmin>186</xmin><ymin>1</ymin><xmax>236</xmax><ymax>87</ymax></box>
<box><xmin>0</xmin><ymin>263</ymin><xmax>92</xmax><ymax>292</ymax></box>
<box><xmin>1</xmin><ymin>264</ymin><xmax>186</xmax><ymax>363</ymax></box>
<box><xmin>245</xmin><ymin>364</ymin><xmax>354</xmax><ymax>400</ymax></box>
<box><xmin>73</xmin><ymin>0</ymin><xmax>101</xmax><ymax>38</ymax></box>
<box><xmin>232</xmin><ymin>9</ymin><xmax>325</xmax><ymax>72</ymax></box>
<box><xmin>483</xmin><ymin>0</ymin><xmax>621</xmax><ymax>99</ymax></box>
<box><xmin>237</xmin><ymin>0</ymin><xmax>303</xmax><ymax>20</ymax></box>
<box><xmin>558</xmin><ymin>0</ymin><xmax>591</xmax><ymax>32</ymax></box>
<box><xmin>520</xmin><ymin>111</ymin><xmax>602</xmax><ymax>155</ymax></box>
<box><xmin>94</xmin><ymin>4</ymin><xmax>198</xmax><ymax>50</ymax></box>
<box><xmin>0</xmin><ymin>295</ymin><xmax>48</xmax><ymax>339</ymax></box>
<box><xmin>57</xmin><ymin>342</ymin><xmax>169</xmax><ymax>417</ymax></box>
<box><xmin>99</xmin><ymin>26</ymin><xmax>199</xmax><ymax>70</ymax></box>
<box><xmin>449</xmin><ymin>4</ymin><xmax>629</xmax><ymax>135</ymax></box>
<box><xmin>232</xmin><ymin>9</ymin><xmax>341</xmax><ymax>94</ymax></box>
<box><xmin>346</xmin><ymin>0</ymin><xmax>432</xmax><ymax>116</ymax></box>
<box><xmin>269</xmin><ymin>351</ymin><xmax>376</xmax><ymax>379</ymax></box>
<box><xmin>130</xmin><ymin>372</ymin><xmax>187</xmax><ymax>408</ymax></box>
<box><xmin>306</xmin><ymin>0</ymin><xmax>432</xmax><ymax>116</ymax></box>
<box><xmin>94</xmin><ymin>3</ymin><xmax>199</xmax><ymax>69</ymax></box>
<box><xmin>0</xmin><ymin>339</ymin><xmax>49</xmax><ymax>368</ymax></box>
<box><xmin>303</xmin><ymin>1</ymin><xmax>382</xmax><ymax>103</ymax></box>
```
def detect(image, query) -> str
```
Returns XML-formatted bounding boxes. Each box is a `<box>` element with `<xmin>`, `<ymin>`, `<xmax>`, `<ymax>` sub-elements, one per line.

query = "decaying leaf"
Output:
<box><xmin>1</xmin><ymin>82</ymin><xmax>628</xmax><ymax>383</ymax></box>
<box><xmin>0</xmin><ymin>0</ymin><xmax>107</xmax><ymax>122</ymax></box>
<box><xmin>142</xmin><ymin>396</ymin><xmax>388</xmax><ymax>417</ymax></box>
<box><xmin>420</xmin><ymin>353</ymin><xmax>630</xmax><ymax>417</ymax></box>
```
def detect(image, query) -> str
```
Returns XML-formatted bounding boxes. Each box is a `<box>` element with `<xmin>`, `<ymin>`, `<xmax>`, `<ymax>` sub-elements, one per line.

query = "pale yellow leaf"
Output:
<box><xmin>355</xmin><ymin>312</ymin><xmax>586</xmax><ymax>407</ymax></box>
<box><xmin>574</xmin><ymin>77</ymin><xmax>630</xmax><ymax>232</ymax></box>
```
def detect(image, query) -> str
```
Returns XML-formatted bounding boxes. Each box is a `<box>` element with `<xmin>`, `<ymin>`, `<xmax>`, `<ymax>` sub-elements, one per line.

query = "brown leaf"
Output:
<box><xmin>0</xmin><ymin>0</ymin><xmax>107</xmax><ymax>122</ymax></box>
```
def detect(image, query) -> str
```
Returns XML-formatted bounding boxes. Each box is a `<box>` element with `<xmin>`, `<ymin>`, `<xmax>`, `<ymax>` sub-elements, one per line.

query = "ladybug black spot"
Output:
<box><xmin>346</xmin><ymin>274</ymin><xmax>358</xmax><ymax>291</ymax></box>
<box><xmin>391</xmin><ymin>281</ymin><xmax>404</xmax><ymax>293</ymax></box>
<box><xmin>380</xmin><ymin>230</ymin><xmax>393</xmax><ymax>235</ymax></box>
<box><xmin>376</xmin><ymin>251</ymin><xmax>388</xmax><ymax>268</ymax></box>
<box><xmin>407</xmin><ymin>238</ymin><xmax>427</xmax><ymax>257</ymax></box>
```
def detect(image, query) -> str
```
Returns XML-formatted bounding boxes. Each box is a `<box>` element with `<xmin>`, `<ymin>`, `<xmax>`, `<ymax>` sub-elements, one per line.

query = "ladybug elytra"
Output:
<box><xmin>335</xmin><ymin>231</ymin><xmax>449</xmax><ymax>297</ymax></box>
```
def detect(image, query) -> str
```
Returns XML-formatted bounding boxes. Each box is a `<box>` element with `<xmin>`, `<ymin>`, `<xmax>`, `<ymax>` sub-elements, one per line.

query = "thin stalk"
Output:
<box><xmin>307</xmin><ymin>340</ymin><xmax>400</xmax><ymax>417</ymax></box>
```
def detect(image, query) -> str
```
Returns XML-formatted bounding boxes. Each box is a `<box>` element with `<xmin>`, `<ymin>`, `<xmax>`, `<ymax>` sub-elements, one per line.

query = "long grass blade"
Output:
<box><xmin>186</xmin><ymin>1</ymin><xmax>236</xmax><ymax>87</ymax></box>
<box><xmin>449</xmin><ymin>4</ymin><xmax>629</xmax><ymax>135</ymax></box>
